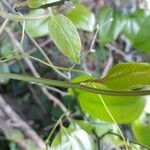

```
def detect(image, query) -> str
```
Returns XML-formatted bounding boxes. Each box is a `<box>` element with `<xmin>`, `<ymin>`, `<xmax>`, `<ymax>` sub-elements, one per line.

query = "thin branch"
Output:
<box><xmin>0</xmin><ymin>11</ymin><xmax>49</xmax><ymax>21</ymax></box>
<box><xmin>1</xmin><ymin>72</ymin><xmax>150</xmax><ymax>96</ymax></box>
<box><xmin>101</xmin><ymin>51</ymin><xmax>113</xmax><ymax>78</ymax></box>
<box><xmin>99</xmin><ymin>131</ymin><xmax>150</xmax><ymax>150</ymax></box>
<box><xmin>0</xmin><ymin>0</ymin><xmax>70</xmax><ymax>80</ymax></box>
<box><xmin>6</xmin><ymin>28</ymin><xmax>68</xmax><ymax>113</ymax></box>
<box><xmin>0</xmin><ymin>18</ymin><xmax>9</xmax><ymax>35</ymax></box>
<box><xmin>15</xmin><ymin>0</ymin><xmax>66</xmax><ymax>11</ymax></box>
<box><xmin>0</xmin><ymin>94</ymin><xmax>46</xmax><ymax>149</ymax></box>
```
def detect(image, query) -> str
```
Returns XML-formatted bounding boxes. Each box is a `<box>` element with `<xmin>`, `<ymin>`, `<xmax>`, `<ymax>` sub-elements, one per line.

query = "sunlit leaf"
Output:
<box><xmin>48</xmin><ymin>15</ymin><xmax>81</xmax><ymax>64</ymax></box>
<box><xmin>51</xmin><ymin>125</ymin><xmax>96</xmax><ymax>150</ymax></box>
<box><xmin>69</xmin><ymin>120</ymin><xmax>93</xmax><ymax>134</ymax></box>
<box><xmin>99</xmin><ymin>63</ymin><xmax>150</xmax><ymax>90</ymax></box>
<box><xmin>93</xmin><ymin>120</ymin><xmax>112</xmax><ymax>137</ymax></box>
<box><xmin>70</xmin><ymin>76</ymin><xmax>146</xmax><ymax>123</ymax></box>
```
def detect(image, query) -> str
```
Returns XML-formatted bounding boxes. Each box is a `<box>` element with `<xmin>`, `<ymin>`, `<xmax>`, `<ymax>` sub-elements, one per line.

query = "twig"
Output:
<box><xmin>15</xmin><ymin>0</ymin><xmax>67</xmax><ymax>11</ymax></box>
<box><xmin>0</xmin><ymin>115</ymin><xmax>28</xmax><ymax>150</ymax></box>
<box><xmin>0</xmin><ymin>0</ymin><xmax>16</xmax><ymax>13</ymax></box>
<box><xmin>6</xmin><ymin>28</ymin><xmax>67</xmax><ymax>113</ymax></box>
<box><xmin>26</xmin><ymin>32</ymin><xmax>70</xmax><ymax>80</ymax></box>
<box><xmin>106</xmin><ymin>44</ymin><xmax>129</xmax><ymax>62</ymax></box>
<box><xmin>40</xmin><ymin>84</ymin><xmax>68</xmax><ymax>96</ymax></box>
<box><xmin>99</xmin><ymin>131</ymin><xmax>150</xmax><ymax>150</ymax></box>
<box><xmin>101</xmin><ymin>51</ymin><xmax>113</xmax><ymax>78</ymax></box>
<box><xmin>28</xmin><ymin>85</ymin><xmax>47</xmax><ymax>114</ymax></box>
<box><xmin>0</xmin><ymin>18</ymin><xmax>9</xmax><ymax>35</ymax></box>
<box><xmin>1</xmin><ymin>0</ymin><xmax>70</xmax><ymax>80</ymax></box>
<box><xmin>0</xmin><ymin>94</ymin><xmax>46</xmax><ymax>149</ymax></box>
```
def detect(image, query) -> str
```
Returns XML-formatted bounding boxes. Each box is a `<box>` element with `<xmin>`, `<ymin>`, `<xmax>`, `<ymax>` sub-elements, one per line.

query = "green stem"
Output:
<box><xmin>45</xmin><ymin>112</ymin><xmax>68</xmax><ymax>144</ymax></box>
<box><xmin>0</xmin><ymin>54</ymin><xmax>86</xmax><ymax>74</ymax></box>
<box><xmin>1</xmin><ymin>72</ymin><xmax>150</xmax><ymax>96</ymax></box>
<box><xmin>26</xmin><ymin>32</ymin><xmax>70</xmax><ymax>80</ymax></box>
<box><xmin>0</xmin><ymin>18</ymin><xmax>9</xmax><ymax>35</ymax></box>
<box><xmin>99</xmin><ymin>131</ymin><xmax>150</xmax><ymax>150</ymax></box>
<box><xmin>0</xmin><ymin>11</ymin><xmax>49</xmax><ymax>21</ymax></box>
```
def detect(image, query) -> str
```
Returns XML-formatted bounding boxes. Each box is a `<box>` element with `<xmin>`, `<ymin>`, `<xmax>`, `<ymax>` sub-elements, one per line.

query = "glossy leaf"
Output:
<box><xmin>26</xmin><ymin>10</ymin><xmax>49</xmax><ymax>38</ymax></box>
<box><xmin>97</xmin><ymin>6</ymin><xmax>125</xmax><ymax>44</ymax></box>
<box><xmin>48</xmin><ymin>15</ymin><xmax>81</xmax><ymax>64</ymax></box>
<box><xmin>51</xmin><ymin>125</ymin><xmax>96</xmax><ymax>150</ymax></box>
<box><xmin>66</xmin><ymin>4</ymin><xmax>95</xmax><ymax>32</ymax></box>
<box><xmin>70</xmin><ymin>76</ymin><xmax>146</xmax><ymax>123</ymax></box>
<box><xmin>99</xmin><ymin>63</ymin><xmax>150</xmax><ymax>90</ymax></box>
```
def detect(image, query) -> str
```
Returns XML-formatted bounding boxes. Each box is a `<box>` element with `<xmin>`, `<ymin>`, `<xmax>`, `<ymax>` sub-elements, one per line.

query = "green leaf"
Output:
<box><xmin>132</xmin><ymin>113</ymin><xmax>150</xmax><ymax>147</ymax></box>
<box><xmin>69</xmin><ymin>120</ymin><xmax>93</xmax><ymax>134</ymax></box>
<box><xmin>27</xmin><ymin>0</ymin><xmax>43</xmax><ymax>8</ymax></box>
<box><xmin>70</xmin><ymin>76</ymin><xmax>146</xmax><ymax>123</ymax></box>
<box><xmin>100</xmin><ymin>63</ymin><xmax>150</xmax><ymax>90</ymax></box>
<box><xmin>51</xmin><ymin>126</ymin><xmax>96</xmax><ymax>150</ymax></box>
<box><xmin>122</xmin><ymin>9</ymin><xmax>150</xmax><ymax>52</ymax></box>
<box><xmin>25</xmin><ymin>10</ymin><xmax>49</xmax><ymax>38</ymax></box>
<box><xmin>78</xmin><ymin>86</ymin><xmax>146</xmax><ymax>124</ymax></box>
<box><xmin>97</xmin><ymin>6</ymin><xmax>125</xmax><ymax>45</ymax></box>
<box><xmin>97</xmin><ymin>6</ymin><xmax>113</xmax><ymax>44</ymax></box>
<box><xmin>93</xmin><ymin>121</ymin><xmax>112</xmax><ymax>137</ymax></box>
<box><xmin>133</xmin><ymin>15</ymin><xmax>150</xmax><ymax>52</ymax></box>
<box><xmin>123</xmin><ymin>9</ymin><xmax>146</xmax><ymax>42</ymax></box>
<box><xmin>0</xmin><ymin>63</ymin><xmax>9</xmax><ymax>84</ymax></box>
<box><xmin>48</xmin><ymin>14</ymin><xmax>81</xmax><ymax>64</ymax></box>
<box><xmin>27</xmin><ymin>0</ymin><xmax>62</xmax><ymax>8</ymax></box>
<box><xmin>66</xmin><ymin>4</ymin><xmax>95</xmax><ymax>32</ymax></box>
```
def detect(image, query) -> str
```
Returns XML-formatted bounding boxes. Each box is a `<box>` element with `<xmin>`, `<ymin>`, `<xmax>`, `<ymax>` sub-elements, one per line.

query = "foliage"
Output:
<box><xmin>0</xmin><ymin>0</ymin><xmax>150</xmax><ymax>150</ymax></box>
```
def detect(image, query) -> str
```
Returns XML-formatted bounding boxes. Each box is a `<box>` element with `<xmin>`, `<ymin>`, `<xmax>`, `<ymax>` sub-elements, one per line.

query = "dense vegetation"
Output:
<box><xmin>0</xmin><ymin>0</ymin><xmax>150</xmax><ymax>149</ymax></box>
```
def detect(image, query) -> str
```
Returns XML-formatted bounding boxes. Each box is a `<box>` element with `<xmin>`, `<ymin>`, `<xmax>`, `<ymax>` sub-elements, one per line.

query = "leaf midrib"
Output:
<box><xmin>51</xmin><ymin>15</ymin><xmax>77</xmax><ymax>58</ymax></box>
<box><xmin>104</xmin><ymin>68</ymin><xmax>150</xmax><ymax>82</ymax></box>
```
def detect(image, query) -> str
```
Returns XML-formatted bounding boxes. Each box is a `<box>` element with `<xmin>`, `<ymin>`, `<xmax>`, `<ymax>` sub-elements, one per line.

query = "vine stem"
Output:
<box><xmin>0</xmin><ymin>11</ymin><xmax>49</xmax><ymax>21</ymax></box>
<box><xmin>91</xmin><ymin>83</ymin><xmax>129</xmax><ymax>150</ymax></box>
<box><xmin>45</xmin><ymin>112</ymin><xmax>70</xmax><ymax>144</ymax></box>
<box><xmin>99</xmin><ymin>131</ymin><xmax>150</xmax><ymax>150</ymax></box>
<box><xmin>0</xmin><ymin>54</ymin><xmax>86</xmax><ymax>74</ymax></box>
<box><xmin>0</xmin><ymin>18</ymin><xmax>9</xmax><ymax>35</ymax></box>
<box><xmin>0</xmin><ymin>0</ymin><xmax>70</xmax><ymax>80</ymax></box>
<box><xmin>26</xmin><ymin>32</ymin><xmax>70</xmax><ymax>80</ymax></box>
<box><xmin>1</xmin><ymin>72</ymin><xmax>150</xmax><ymax>96</ymax></box>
